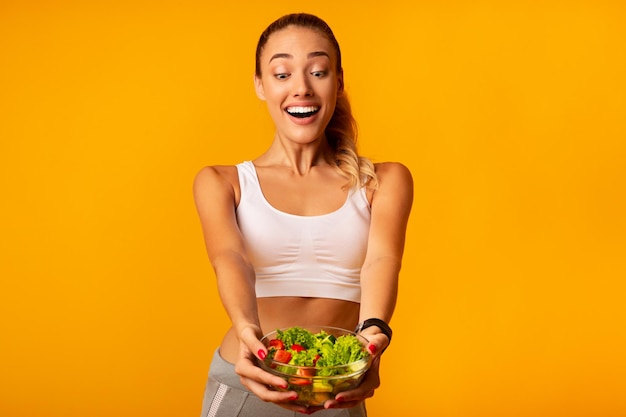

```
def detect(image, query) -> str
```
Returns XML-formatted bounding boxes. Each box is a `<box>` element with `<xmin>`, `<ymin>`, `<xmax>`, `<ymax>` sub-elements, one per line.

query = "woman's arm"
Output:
<box><xmin>193</xmin><ymin>166</ymin><xmax>260</xmax><ymax>335</ymax></box>
<box><xmin>328</xmin><ymin>162</ymin><xmax>414</xmax><ymax>408</ymax></box>
<box><xmin>360</xmin><ymin>162</ymin><xmax>414</xmax><ymax>329</ymax></box>
<box><xmin>193</xmin><ymin>166</ymin><xmax>305</xmax><ymax>410</ymax></box>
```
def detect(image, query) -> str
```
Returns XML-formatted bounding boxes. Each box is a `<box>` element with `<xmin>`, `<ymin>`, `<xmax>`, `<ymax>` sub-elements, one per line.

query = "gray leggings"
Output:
<box><xmin>200</xmin><ymin>349</ymin><xmax>368</xmax><ymax>417</ymax></box>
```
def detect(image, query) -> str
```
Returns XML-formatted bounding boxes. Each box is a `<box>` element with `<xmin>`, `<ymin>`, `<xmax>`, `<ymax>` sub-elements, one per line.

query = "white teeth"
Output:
<box><xmin>286</xmin><ymin>106</ymin><xmax>319</xmax><ymax>114</ymax></box>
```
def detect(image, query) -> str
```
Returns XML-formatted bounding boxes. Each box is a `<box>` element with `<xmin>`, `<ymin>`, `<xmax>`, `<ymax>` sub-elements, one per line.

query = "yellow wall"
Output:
<box><xmin>1</xmin><ymin>1</ymin><xmax>625</xmax><ymax>416</ymax></box>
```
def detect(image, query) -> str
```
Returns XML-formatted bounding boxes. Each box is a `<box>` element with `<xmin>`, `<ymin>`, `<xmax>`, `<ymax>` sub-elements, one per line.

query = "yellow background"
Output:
<box><xmin>1</xmin><ymin>1</ymin><xmax>625</xmax><ymax>416</ymax></box>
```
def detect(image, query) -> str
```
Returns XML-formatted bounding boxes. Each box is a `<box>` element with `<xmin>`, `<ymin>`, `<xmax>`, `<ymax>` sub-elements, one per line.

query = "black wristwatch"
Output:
<box><xmin>355</xmin><ymin>318</ymin><xmax>393</xmax><ymax>344</ymax></box>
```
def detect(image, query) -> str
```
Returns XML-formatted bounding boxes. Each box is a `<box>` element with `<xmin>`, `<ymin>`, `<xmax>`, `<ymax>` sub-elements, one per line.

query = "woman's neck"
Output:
<box><xmin>255</xmin><ymin>134</ymin><xmax>335</xmax><ymax>175</ymax></box>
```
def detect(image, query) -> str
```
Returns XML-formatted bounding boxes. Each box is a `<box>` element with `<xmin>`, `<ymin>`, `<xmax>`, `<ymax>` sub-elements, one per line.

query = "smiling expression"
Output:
<box><xmin>254</xmin><ymin>26</ymin><xmax>343</xmax><ymax>146</ymax></box>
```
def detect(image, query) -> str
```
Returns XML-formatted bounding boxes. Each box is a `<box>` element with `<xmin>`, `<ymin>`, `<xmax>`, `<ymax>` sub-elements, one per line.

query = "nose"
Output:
<box><xmin>293</xmin><ymin>73</ymin><xmax>313</xmax><ymax>97</ymax></box>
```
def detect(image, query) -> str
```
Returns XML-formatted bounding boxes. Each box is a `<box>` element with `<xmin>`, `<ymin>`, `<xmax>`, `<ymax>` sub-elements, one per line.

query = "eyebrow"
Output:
<box><xmin>269</xmin><ymin>51</ymin><xmax>330</xmax><ymax>63</ymax></box>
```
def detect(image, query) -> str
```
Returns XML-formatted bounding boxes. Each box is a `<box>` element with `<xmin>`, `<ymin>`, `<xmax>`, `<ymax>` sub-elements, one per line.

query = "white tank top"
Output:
<box><xmin>236</xmin><ymin>161</ymin><xmax>371</xmax><ymax>303</ymax></box>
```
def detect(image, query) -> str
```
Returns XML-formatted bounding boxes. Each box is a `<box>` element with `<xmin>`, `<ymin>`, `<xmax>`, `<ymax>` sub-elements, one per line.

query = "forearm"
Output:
<box><xmin>212</xmin><ymin>251</ymin><xmax>260</xmax><ymax>334</ymax></box>
<box><xmin>358</xmin><ymin>162</ymin><xmax>413</xmax><ymax>325</ymax></box>
<box><xmin>358</xmin><ymin>256</ymin><xmax>402</xmax><ymax>323</ymax></box>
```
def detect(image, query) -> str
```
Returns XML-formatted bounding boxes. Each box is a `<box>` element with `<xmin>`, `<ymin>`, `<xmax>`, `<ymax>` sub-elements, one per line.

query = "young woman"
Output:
<box><xmin>194</xmin><ymin>13</ymin><xmax>413</xmax><ymax>416</ymax></box>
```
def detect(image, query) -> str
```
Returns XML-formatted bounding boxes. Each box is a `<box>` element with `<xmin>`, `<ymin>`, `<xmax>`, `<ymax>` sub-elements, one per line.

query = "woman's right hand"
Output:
<box><xmin>234</xmin><ymin>325</ymin><xmax>323</xmax><ymax>414</ymax></box>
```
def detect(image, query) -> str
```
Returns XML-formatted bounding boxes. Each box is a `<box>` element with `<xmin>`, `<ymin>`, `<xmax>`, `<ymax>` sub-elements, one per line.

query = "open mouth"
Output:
<box><xmin>285</xmin><ymin>106</ymin><xmax>320</xmax><ymax>119</ymax></box>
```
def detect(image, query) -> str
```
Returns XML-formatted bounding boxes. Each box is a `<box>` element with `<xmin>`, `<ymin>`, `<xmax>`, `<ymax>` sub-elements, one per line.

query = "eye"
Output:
<box><xmin>311</xmin><ymin>71</ymin><xmax>326</xmax><ymax>78</ymax></box>
<box><xmin>275</xmin><ymin>73</ymin><xmax>290</xmax><ymax>80</ymax></box>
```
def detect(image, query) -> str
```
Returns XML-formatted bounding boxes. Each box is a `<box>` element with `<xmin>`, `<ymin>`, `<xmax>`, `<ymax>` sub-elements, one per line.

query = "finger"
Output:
<box><xmin>328</xmin><ymin>388</ymin><xmax>374</xmax><ymax>409</ymax></box>
<box><xmin>239</xmin><ymin>326</ymin><xmax>268</xmax><ymax>360</ymax></box>
<box><xmin>240</xmin><ymin>375</ymin><xmax>295</xmax><ymax>401</ymax></box>
<box><xmin>333</xmin><ymin>385</ymin><xmax>375</xmax><ymax>402</ymax></box>
<box><xmin>280</xmin><ymin>403</ymin><xmax>324</xmax><ymax>414</ymax></box>
<box><xmin>325</xmin><ymin>398</ymin><xmax>363</xmax><ymax>410</ymax></box>
<box><xmin>331</xmin><ymin>364</ymin><xmax>379</xmax><ymax>404</ymax></box>
<box><xmin>241</xmin><ymin>377</ymin><xmax>322</xmax><ymax>414</ymax></box>
<box><xmin>362</xmin><ymin>333</ymin><xmax>390</xmax><ymax>357</ymax></box>
<box><xmin>235</xmin><ymin>358</ymin><xmax>289</xmax><ymax>389</ymax></box>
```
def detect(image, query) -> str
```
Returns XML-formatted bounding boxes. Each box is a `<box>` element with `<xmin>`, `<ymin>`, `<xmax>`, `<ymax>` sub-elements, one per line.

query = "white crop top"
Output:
<box><xmin>236</xmin><ymin>161</ymin><xmax>371</xmax><ymax>303</ymax></box>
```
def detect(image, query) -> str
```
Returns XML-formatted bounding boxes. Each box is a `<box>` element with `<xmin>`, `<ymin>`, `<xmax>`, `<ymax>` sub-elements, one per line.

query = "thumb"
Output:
<box><xmin>239</xmin><ymin>325</ymin><xmax>268</xmax><ymax>360</ymax></box>
<box><xmin>363</xmin><ymin>332</ymin><xmax>390</xmax><ymax>358</ymax></box>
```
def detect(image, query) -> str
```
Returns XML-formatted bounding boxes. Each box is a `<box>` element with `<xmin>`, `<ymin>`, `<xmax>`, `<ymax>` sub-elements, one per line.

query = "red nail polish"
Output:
<box><xmin>368</xmin><ymin>344</ymin><xmax>377</xmax><ymax>355</ymax></box>
<box><xmin>258</xmin><ymin>349</ymin><xmax>266</xmax><ymax>359</ymax></box>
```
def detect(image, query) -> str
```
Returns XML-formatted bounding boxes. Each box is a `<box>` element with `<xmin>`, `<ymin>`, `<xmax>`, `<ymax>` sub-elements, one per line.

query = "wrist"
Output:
<box><xmin>234</xmin><ymin>321</ymin><xmax>262</xmax><ymax>338</ymax></box>
<box><xmin>355</xmin><ymin>318</ymin><xmax>393</xmax><ymax>344</ymax></box>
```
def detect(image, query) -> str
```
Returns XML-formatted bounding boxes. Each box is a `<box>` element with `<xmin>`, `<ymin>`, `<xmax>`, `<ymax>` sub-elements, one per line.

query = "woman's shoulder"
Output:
<box><xmin>193</xmin><ymin>164</ymin><xmax>240</xmax><ymax>198</ymax></box>
<box><xmin>195</xmin><ymin>164</ymin><xmax>238</xmax><ymax>182</ymax></box>
<box><xmin>364</xmin><ymin>162</ymin><xmax>413</xmax><ymax>207</ymax></box>
<box><xmin>369</xmin><ymin>161</ymin><xmax>414</xmax><ymax>217</ymax></box>
<box><xmin>373</xmin><ymin>161</ymin><xmax>413</xmax><ymax>185</ymax></box>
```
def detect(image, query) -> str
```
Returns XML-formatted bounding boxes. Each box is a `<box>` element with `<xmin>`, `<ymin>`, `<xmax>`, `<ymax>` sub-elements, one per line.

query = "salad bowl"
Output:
<box><xmin>257</xmin><ymin>325</ymin><xmax>371</xmax><ymax>406</ymax></box>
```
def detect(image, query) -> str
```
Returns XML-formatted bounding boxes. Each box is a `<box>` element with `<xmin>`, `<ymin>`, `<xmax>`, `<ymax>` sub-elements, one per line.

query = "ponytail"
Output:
<box><xmin>326</xmin><ymin>93</ymin><xmax>378</xmax><ymax>189</ymax></box>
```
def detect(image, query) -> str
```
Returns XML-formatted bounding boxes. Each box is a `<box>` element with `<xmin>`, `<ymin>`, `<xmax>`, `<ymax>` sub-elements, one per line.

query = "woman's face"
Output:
<box><xmin>254</xmin><ymin>26</ymin><xmax>342</xmax><ymax>146</ymax></box>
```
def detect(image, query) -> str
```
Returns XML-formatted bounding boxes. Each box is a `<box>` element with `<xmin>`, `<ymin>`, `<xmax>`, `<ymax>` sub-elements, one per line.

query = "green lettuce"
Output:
<box><xmin>290</xmin><ymin>349</ymin><xmax>320</xmax><ymax>366</ymax></box>
<box><xmin>274</xmin><ymin>327</ymin><xmax>367</xmax><ymax>376</ymax></box>
<box><xmin>276</xmin><ymin>326</ymin><xmax>317</xmax><ymax>349</ymax></box>
<box><xmin>316</xmin><ymin>335</ymin><xmax>366</xmax><ymax>376</ymax></box>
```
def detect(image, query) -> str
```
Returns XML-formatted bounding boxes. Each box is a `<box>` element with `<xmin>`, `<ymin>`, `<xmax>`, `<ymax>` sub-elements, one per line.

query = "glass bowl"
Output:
<box><xmin>256</xmin><ymin>325</ymin><xmax>371</xmax><ymax>406</ymax></box>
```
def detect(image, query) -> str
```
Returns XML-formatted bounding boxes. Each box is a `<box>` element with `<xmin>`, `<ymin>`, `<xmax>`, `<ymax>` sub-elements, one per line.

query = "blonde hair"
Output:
<box><xmin>326</xmin><ymin>93</ymin><xmax>378</xmax><ymax>189</ymax></box>
<box><xmin>256</xmin><ymin>13</ymin><xmax>378</xmax><ymax>189</ymax></box>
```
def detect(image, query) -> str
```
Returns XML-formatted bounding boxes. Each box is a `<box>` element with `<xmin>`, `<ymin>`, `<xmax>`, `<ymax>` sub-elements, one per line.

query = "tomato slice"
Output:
<box><xmin>296</xmin><ymin>367</ymin><xmax>315</xmax><ymax>377</ymax></box>
<box><xmin>289</xmin><ymin>376</ymin><xmax>312</xmax><ymax>385</ymax></box>
<box><xmin>269</xmin><ymin>339</ymin><xmax>285</xmax><ymax>350</ymax></box>
<box><xmin>273</xmin><ymin>349</ymin><xmax>292</xmax><ymax>364</ymax></box>
<box><xmin>291</xmin><ymin>344</ymin><xmax>306</xmax><ymax>353</ymax></box>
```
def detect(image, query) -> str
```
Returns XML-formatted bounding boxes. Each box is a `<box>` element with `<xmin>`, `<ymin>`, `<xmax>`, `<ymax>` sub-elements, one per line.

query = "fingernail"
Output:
<box><xmin>258</xmin><ymin>349</ymin><xmax>266</xmax><ymax>359</ymax></box>
<box><xmin>290</xmin><ymin>393</ymin><xmax>298</xmax><ymax>400</ymax></box>
<box><xmin>368</xmin><ymin>344</ymin><xmax>377</xmax><ymax>355</ymax></box>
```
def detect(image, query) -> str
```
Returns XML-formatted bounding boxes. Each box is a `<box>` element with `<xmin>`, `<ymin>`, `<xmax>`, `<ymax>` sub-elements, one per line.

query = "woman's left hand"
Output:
<box><xmin>321</xmin><ymin>330</ymin><xmax>389</xmax><ymax>410</ymax></box>
<box><xmin>323</xmin><ymin>356</ymin><xmax>381</xmax><ymax>410</ymax></box>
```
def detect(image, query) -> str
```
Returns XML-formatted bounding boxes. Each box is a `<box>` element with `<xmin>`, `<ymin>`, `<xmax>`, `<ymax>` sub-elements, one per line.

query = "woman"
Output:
<box><xmin>194</xmin><ymin>13</ymin><xmax>413</xmax><ymax>417</ymax></box>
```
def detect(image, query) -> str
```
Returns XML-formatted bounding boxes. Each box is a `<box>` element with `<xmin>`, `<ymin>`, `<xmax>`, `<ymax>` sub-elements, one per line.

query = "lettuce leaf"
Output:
<box><xmin>316</xmin><ymin>335</ymin><xmax>366</xmax><ymax>375</ymax></box>
<box><xmin>274</xmin><ymin>327</ymin><xmax>367</xmax><ymax>376</ymax></box>
<box><xmin>276</xmin><ymin>326</ymin><xmax>317</xmax><ymax>349</ymax></box>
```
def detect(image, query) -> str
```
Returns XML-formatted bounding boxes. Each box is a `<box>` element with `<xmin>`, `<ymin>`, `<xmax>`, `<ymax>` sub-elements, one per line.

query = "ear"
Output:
<box><xmin>337</xmin><ymin>68</ymin><xmax>344</xmax><ymax>96</ymax></box>
<box><xmin>254</xmin><ymin>74</ymin><xmax>266</xmax><ymax>101</ymax></box>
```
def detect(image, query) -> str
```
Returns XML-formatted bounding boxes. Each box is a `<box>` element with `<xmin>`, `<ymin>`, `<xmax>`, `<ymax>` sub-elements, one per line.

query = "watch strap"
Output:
<box><xmin>355</xmin><ymin>318</ymin><xmax>393</xmax><ymax>343</ymax></box>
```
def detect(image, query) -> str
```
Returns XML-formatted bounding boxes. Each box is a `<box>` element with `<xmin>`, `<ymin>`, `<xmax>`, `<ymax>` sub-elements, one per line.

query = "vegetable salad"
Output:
<box><xmin>267</xmin><ymin>326</ymin><xmax>368</xmax><ymax>377</ymax></box>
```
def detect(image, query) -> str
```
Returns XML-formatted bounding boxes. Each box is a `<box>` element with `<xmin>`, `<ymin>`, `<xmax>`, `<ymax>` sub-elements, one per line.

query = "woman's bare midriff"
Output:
<box><xmin>219</xmin><ymin>297</ymin><xmax>360</xmax><ymax>364</ymax></box>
